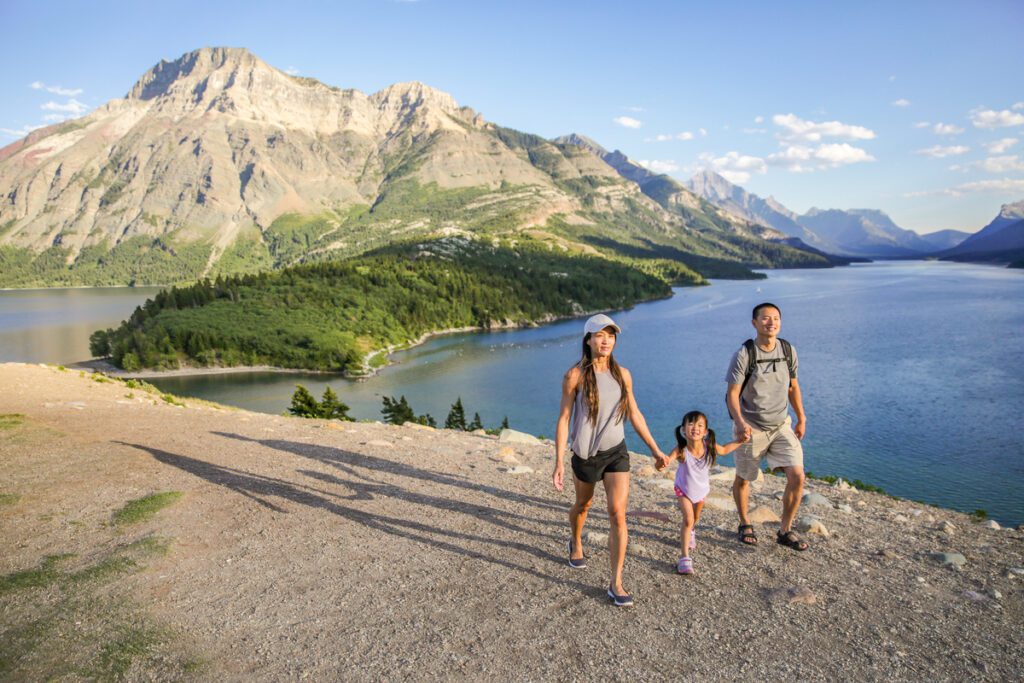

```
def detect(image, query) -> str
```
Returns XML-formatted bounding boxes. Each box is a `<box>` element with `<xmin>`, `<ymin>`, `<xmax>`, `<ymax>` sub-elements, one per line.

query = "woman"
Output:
<box><xmin>552</xmin><ymin>313</ymin><xmax>667</xmax><ymax>607</ymax></box>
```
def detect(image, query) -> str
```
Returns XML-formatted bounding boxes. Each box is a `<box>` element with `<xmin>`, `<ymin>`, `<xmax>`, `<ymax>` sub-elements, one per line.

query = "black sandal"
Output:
<box><xmin>738</xmin><ymin>524</ymin><xmax>758</xmax><ymax>546</ymax></box>
<box><xmin>776</xmin><ymin>529</ymin><xmax>809</xmax><ymax>551</ymax></box>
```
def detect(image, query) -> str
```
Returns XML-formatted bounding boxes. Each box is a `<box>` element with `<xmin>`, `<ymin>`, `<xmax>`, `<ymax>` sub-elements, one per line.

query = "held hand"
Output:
<box><xmin>653</xmin><ymin>451</ymin><xmax>669</xmax><ymax>471</ymax></box>
<box><xmin>735</xmin><ymin>421</ymin><xmax>751</xmax><ymax>442</ymax></box>
<box><xmin>794</xmin><ymin>419</ymin><xmax>806</xmax><ymax>440</ymax></box>
<box><xmin>552</xmin><ymin>464</ymin><xmax>564</xmax><ymax>491</ymax></box>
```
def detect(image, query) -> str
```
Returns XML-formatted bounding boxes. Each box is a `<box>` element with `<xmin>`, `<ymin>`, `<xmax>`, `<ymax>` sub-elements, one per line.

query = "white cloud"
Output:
<box><xmin>976</xmin><ymin>155</ymin><xmax>1024</xmax><ymax>173</ymax></box>
<box><xmin>613</xmin><ymin>116</ymin><xmax>642</xmax><ymax>129</ymax></box>
<box><xmin>648</xmin><ymin>131</ymin><xmax>693</xmax><ymax>142</ymax></box>
<box><xmin>767</xmin><ymin>143</ymin><xmax>874</xmax><ymax>171</ymax></box>
<box><xmin>891</xmin><ymin>99</ymin><xmax>911</xmax><ymax>107</ymax></box>
<box><xmin>970</xmin><ymin>107</ymin><xmax>1024</xmax><ymax>129</ymax></box>
<box><xmin>637</xmin><ymin>159</ymin><xmax>680</xmax><ymax>173</ymax></box>
<box><xmin>772</xmin><ymin>113</ymin><xmax>875</xmax><ymax>143</ymax></box>
<box><xmin>0</xmin><ymin>124</ymin><xmax>45</xmax><ymax>138</ymax></box>
<box><xmin>285</xmin><ymin>67</ymin><xmax>300</xmax><ymax>76</ymax></box>
<box><xmin>754</xmin><ymin>115</ymin><xmax>764</xmax><ymax>124</ymax></box>
<box><xmin>913</xmin><ymin>121</ymin><xmax>930</xmax><ymax>129</ymax></box>
<box><xmin>915</xmin><ymin>145</ymin><xmax>970</xmax><ymax>158</ymax></box>
<box><xmin>30</xmin><ymin>81</ymin><xmax>83</xmax><ymax>97</ymax></box>
<box><xmin>698</xmin><ymin>151</ymin><xmax>767</xmax><ymax>184</ymax></box>
<box><xmin>41</xmin><ymin>99</ymin><xmax>89</xmax><ymax>115</ymax></box>
<box><xmin>984</xmin><ymin>138</ymin><xmax>1019</xmax><ymax>154</ymax></box>
<box><xmin>933</xmin><ymin>122</ymin><xmax>964</xmax><ymax>135</ymax></box>
<box><xmin>906</xmin><ymin>178</ymin><xmax>1024</xmax><ymax>197</ymax></box>
<box><xmin>1013</xmin><ymin>102</ymin><xmax>1024</xmax><ymax>111</ymax></box>
<box><xmin>699</xmin><ymin>128</ymin><xmax>708</xmax><ymax>137</ymax></box>
<box><xmin>42</xmin><ymin>113</ymin><xmax>72</xmax><ymax>122</ymax></box>
<box><xmin>625</xmin><ymin>106</ymin><xmax>645</xmax><ymax>113</ymax></box>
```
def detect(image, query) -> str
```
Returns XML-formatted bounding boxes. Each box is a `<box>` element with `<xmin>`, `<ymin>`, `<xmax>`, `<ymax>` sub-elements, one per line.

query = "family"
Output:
<box><xmin>551</xmin><ymin>303</ymin><xmax>808</xmax><ymax>607</ymax></box>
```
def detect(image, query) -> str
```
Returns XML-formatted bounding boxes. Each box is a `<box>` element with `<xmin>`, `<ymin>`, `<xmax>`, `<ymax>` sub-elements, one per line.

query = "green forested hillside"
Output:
<box><xmin>90</xmin><ymin>237</ymin><xmax>690</xmax><ymax>373</ymax></box>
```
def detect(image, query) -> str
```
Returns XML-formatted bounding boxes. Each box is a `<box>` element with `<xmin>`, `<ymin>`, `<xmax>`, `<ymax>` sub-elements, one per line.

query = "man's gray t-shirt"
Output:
<box><xmin>725</xmin><ymin>341</ymin><xmax>798</xmax><ymax>430</ymax></box>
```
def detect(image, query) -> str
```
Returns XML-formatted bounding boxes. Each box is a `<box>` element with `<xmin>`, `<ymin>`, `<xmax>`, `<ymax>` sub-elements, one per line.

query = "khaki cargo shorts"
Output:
<box><xmin>734</xmin><ymin>416</ymin><xmax>803</xmax><ymax>481</ymax></box>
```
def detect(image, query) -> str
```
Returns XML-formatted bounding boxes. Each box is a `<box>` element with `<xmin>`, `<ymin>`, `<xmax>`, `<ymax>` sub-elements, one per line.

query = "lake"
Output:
<box><xmin>1</xmin><ymin>261</ymin><xmax>1022</xmax><ymax>525</ymax></box>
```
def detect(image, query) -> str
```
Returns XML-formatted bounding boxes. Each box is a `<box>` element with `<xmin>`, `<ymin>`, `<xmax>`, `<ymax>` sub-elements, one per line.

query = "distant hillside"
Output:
<box><xmin>797</xmin><ymin>208</ymin><xmax>935</xmax><ymax>258</ymax></box>
<box><xmin>942</xmin><ymin>201</ymin><xmax>1024</xmax><ymax>264</ymax></box>
<box><xmin>920</xmin><ymin>229</ymin><xmax>971</xmax><ymax>251</ymax></box>
<box><xmin>0</xmin><ymin>48</ymin><xmax>829</xmax><ymax>288</ymax></box>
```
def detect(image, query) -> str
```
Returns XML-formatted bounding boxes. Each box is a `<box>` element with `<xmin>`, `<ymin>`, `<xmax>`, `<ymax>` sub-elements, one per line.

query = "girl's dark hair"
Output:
<box><xmin>675</xmin><ymin>410</ymin><xmax>717</xmax><ymax>466</ymax></box>
<box><xmin>578</xmin><ymin>332</ymin><xmax>628</xmax><ymax>426</ymax></box>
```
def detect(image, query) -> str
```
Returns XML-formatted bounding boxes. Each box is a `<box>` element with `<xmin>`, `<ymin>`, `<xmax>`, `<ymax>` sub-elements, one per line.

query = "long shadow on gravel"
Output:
<box><xmin>213</xmin><ymin>432</ymin><xmax>680</xmax><ymax>572</ymax></box>
<box><xmin>213</xmin><ymin>432</ymin><xmax>566</xmax><ymax>514</ymax></box>
<box><xmin>118</xmin><ymin>441</ymin><xmax>595</xmax><ymax>593</ymax></box>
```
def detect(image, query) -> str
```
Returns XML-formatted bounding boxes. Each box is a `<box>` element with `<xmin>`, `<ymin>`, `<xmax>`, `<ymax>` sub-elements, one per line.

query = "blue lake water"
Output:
<box><xmin>2</xmin><ymin>262</ymin><xmax>1022</xmax><ymax>525</ymax></box>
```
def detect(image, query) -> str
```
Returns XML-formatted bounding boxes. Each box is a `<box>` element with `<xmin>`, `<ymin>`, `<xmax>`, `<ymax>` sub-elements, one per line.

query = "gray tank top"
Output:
<box><xmin>570</xmin><ymin>369</ymin><xmax>626</xmax><ymax>459</ymax></box>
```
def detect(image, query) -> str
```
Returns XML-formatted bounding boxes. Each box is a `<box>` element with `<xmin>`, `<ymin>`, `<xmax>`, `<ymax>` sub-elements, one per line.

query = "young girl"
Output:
<box><xmin>667</xmin><ymin>410</ymin><xmax>747</xmax><ymax>575</ymax></box>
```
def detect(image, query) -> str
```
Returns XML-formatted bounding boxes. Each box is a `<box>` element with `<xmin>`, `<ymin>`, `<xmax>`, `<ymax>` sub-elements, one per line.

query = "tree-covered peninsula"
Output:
<box><xmin>90</xmin><ymin>237</ymin><xmax>699</xmax><ymax>373</ymax></box>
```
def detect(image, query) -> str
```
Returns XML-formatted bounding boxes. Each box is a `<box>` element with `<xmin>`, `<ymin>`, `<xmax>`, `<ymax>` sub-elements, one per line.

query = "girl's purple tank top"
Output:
<box><xmin>674</xmin><ymin>446</ymin><xmax>711</xmax><ymax>502</ymax></box>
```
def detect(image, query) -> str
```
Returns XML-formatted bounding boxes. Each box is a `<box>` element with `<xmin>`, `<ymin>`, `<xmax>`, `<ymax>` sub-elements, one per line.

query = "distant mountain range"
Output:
<box><xmin>683</xmin><ymin>170</ymin><xmax>996</xmax><ymax>259</ymax></box>
<box><xmin>0</xmin><ymin>47</ymin><xmax>832</xmax><ymax>288</ymax></box>
<box><xmin>941</xmin><ymin>200</ymin><xmax>1024</xmax><ymax>266</ymax></box>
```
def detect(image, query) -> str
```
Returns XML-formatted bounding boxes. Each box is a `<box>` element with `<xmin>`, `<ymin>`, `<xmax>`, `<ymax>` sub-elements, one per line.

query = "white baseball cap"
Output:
<box><xmin>583</xmin><ymin>313</ymin><xmax>621</xmax><ymax>336</ymax></box>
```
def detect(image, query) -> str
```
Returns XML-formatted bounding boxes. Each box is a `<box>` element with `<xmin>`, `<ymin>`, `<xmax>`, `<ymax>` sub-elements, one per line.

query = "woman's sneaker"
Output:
<box><xmin>607</xmin><ymin>585</ymin><xmax>634</xmax><ymax>607</ymax></box>
<box><xmin>677</xmin><ymin>556</ymin><xmax>694</xmax><ymax>575</ymax></box>
<box><xmin>567</xmin><ymin>539</ymin><xmax>587</xmax><ymax>569</ymax></box>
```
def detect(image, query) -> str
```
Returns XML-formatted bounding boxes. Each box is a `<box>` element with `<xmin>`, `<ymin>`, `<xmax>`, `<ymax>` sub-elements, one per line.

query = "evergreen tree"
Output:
<box><xmin>501</xmin><ymin>416</ymin><xmax>510</xmax><ymax>429</ymax></box>
<box><xmin>319</xmin><ymin>386</ymin><xmax>353</xmax><ymax>421</ymax></box>
<box><xmin>467</xmin><ymin>412</ymin><xmax>483</xmax><ymax>431</ymax></box>
<box><xmin>445</xmin><ymin>397</ymin><xmax>467</xmax><ymax>431</ymax></box>
<box><xmin>414</xmin><ymin>413</ymin><xmax>437</xmax><ymax>428</ymax></box>
<box><xmin>289</xmin><ymin>385</ymin><xmax>321</xmax><ymax>418</ymax></box>
<box><xmin>382</xmin><ymin>395</ymin><xmax>415</xmax><ymax>425</ymax></box>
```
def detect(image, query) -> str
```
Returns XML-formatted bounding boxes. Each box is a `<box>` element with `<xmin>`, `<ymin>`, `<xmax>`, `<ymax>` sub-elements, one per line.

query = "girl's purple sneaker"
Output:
<box><xmin>677</xmin><ymin>556</ymin><xmax>694</xmax><ymax>575</ymax></box>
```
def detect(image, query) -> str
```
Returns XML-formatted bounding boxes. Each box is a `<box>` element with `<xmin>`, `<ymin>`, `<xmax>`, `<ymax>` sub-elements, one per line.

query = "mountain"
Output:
<box><xmin>552</xmin><ymin>137</ymin><xmax>834</xmax><ymax>269</ymax></box>
<box><xmin>0</xmin><ymin>47</ymin><xmax>830</xmax><ymax>288</ymax></box>
<box><xmin>797</xmin><ymin>208</ymin><xmax>935</xmax><ymax>257</ymax></box>
<box><xmin>942</xmin><ymin>200</ymin><xmax>1024</xmax><ymax>264</ymax></box>
<box><xmin>919</xmin><ymin>229</ymin><xmax>972</xmax><ymax>251</ymax></box>
<box><xmin>684</xmin><ymin>170</ymin><xmax>832</xmax><ymax>250</ymax></box>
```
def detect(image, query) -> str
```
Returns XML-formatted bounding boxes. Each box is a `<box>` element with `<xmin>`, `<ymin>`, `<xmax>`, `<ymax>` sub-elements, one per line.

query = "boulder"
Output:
<box><xmin>930</xmin><ymin>552</ymin><xmax>967</xmax><ymax>569</ymax></box>
<box><xmin>984</xmin><ymin>520</ymin><xmax>1001</xmax><ymax>530</ymax></box>
<box><xmin>802</xmin><ymin>492</ymin><xmax>831</xmax><ymax>509</ymax></box>
<box><xmin>748</xmin><ymin>506</ymin><xmax>781</xmax><ymax>524</ymax></box>
<box><xmin>709</xmin><ymin>466</ymin><xmax>736</xmax><ymax>482</ymax></box>
<box><xmin>703</xmin><ymin>493</ymin><xmax>737</xmax><ymax>512</ymax></box>
<box><xmin>498</xmin><ymin>429</ymin><xmax>541</xmax><ymax>445</ymax></box>
<box><xmin>939</xmin><ymin>521</ymin><xmax>957</xmax><ymax>535</ymax></box>
<box><xmin>832</xmin><ymin>478</ymin><xmax>856</xmax><ymax>492</ymax></box>
<box><xmin>796</xmin><ymin>516</ymin><xmax>830</xmax><ymax>537</ymax></box>
<box><xmin>963</xmin><ymin>590</ymin><xmax>987</xmax><ymax>603</ymax></box>
<box><xmin>836</xmin><ymin>503</ymin><xmax>853</xmax><ymax>514</ymax></box>
<box><xmin>494</xmin><ymin>446</ymin><xmax>520</xmax><ymax>465</ymax></box>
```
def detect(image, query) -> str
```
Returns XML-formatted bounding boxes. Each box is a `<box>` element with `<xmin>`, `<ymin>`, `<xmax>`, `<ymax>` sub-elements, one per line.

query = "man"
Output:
<box><xmin>725</xmin><ymin>302</ymin><xmax>809</xmax><ymax>551</ymax></box>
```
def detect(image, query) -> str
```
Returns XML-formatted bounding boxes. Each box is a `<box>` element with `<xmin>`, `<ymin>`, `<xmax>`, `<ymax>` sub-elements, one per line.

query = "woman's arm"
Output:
<box><xmin>622</xmin><ymin>368</ymin><xmax>668</xmax><ymax>467</ymax></box>
<box><xmin>552</xmin><ymin>366</ymin><xmax>580</xmax><ymax>491</ymax></box>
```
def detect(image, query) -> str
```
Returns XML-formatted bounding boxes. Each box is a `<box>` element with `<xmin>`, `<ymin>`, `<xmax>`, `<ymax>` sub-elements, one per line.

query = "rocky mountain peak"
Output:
<box><xmin>553</xmin><ymin>133</ymin><xmax>608</xmax><ymax>157</ymax></box>
<box><xmin>999</xmin><ymin>199</ymin><xmax>1024</xmax><ymax>219</ymax></box>
<box><xmin>127</xmin><ymin>47</ymin><xmax>270</xmax><ymax>102</ymax></box>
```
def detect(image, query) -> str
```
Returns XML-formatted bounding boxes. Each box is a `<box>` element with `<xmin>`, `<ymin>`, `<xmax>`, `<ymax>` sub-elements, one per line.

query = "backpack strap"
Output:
<box><xmin>739</xmin><ymin>338</ymin><xmax>758</xmax><ymax>396</ymax></box>
<box><xmin>778</xmin><ymin>338</ymin><xmax>795</xmax><ymax>379</ymax></box>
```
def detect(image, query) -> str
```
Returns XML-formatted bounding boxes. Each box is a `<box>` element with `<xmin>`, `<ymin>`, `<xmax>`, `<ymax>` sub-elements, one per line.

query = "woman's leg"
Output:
<box><xmin>678</xmin><ymin>496</ymin><xmax>695</xmax><ymax>558</ymax></box>
<box><xmin>603</xmin><ymin>471</ymin><xmax>630</xmax><ymax>594</ymax></box>
<box><xmin>570</xmin><ymin>475</ymin><xmax>596</xmax><ymax>560</ymax></box>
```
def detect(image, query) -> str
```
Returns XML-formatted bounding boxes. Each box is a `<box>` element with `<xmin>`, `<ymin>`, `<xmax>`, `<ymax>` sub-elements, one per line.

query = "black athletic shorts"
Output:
<box><xmin>571</xmin><ymin>441</ymin><xmax>630</xmax><ymax>483</ymax></box>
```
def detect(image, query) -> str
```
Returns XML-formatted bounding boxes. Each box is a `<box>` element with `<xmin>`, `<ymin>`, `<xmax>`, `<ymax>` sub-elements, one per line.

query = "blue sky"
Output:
<box><xmin>1</xmin><ymin>0</ymin><xmax>1021</xmax><ymax>233</ymax></box>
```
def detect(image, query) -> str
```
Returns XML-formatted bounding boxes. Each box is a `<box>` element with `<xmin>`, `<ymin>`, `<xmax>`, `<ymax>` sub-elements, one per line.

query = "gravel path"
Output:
<box><xmin>1</xmin><ymin>363</ymin><xmax>1021</xmax><ymax>681</ymax></box>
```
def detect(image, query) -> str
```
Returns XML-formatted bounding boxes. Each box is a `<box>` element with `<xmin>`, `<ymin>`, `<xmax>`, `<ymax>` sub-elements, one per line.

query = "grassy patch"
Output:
<box><xmin>0</xmin><ymin>493</ymin><xmax>20</xmax><ymax>506</ymax></box>
<box><xmin>0</xmin><ymin>413</ymin><xmax>25</xmax><ymax>429</ymax></box>
<box><xmin>0</xmin><ymin>554</ymin><xmax>75</xmax><ymax>594</ymax></box>
<box><xmin>112</xmin><ymin>492</ymin><xmax>183</xmax><ymax>526</ymax></box>
<box><xmin>970</xmin><ymin>508</ymin><xmax>988</xmax><ymax>521</ymax></box>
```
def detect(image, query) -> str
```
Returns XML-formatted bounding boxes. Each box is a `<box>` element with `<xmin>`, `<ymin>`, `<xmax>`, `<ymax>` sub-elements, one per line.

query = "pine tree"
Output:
<box><xmin>467</xmin><ymin>412</ymin><xmax>483</xmax><ymax>431</ymax></box>
<box><xmin>382</xmin><ymin>395</ymin><xmax>415</xmax><ymax>425</ymax></box>
<box><xmin>289</xmin><ymin>385</ymin><xmax>321</xmax><ymax>418</ymax></box>
<box><xmin>319</xmin><ymin>386</ymin><xmax>353</xmax><ymax>421</ymax></box>
<box><xmin>445</xmin><ymin>397</ymin><xmax>467</xmax><ymax>431</ymax></box>
<box><xmin>501</xmin><ymin>416</ymin><xmax>510</xmax><ymax>429</ymax></box>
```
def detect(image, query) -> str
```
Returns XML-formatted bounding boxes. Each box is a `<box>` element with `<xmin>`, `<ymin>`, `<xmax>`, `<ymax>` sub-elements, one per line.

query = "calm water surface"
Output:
<box><xmin>2</xmin><ymin>262</ymin><xmax>1022</xmax><ymax>525</ymax></box>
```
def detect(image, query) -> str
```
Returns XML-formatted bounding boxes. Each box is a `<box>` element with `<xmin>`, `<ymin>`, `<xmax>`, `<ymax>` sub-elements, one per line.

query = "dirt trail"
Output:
<box><xmin>1</xmin><ymin>363</ymin><xmax>1021</xmax><ymax>681</ymax></box>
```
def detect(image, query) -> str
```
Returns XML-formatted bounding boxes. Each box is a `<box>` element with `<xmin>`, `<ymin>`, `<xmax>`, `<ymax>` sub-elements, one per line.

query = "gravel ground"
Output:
<box><xmin>1</xmin><ymin>363</ymin><xmax>1021</xmax><ymax>681</ymax></box>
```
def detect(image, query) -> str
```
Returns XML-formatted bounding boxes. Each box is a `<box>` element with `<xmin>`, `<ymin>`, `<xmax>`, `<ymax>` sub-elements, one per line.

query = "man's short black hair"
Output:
<box><xmin>752</xmin><ymin>302</ymin><xmax>781</xmax><ymax>319</ymax></box>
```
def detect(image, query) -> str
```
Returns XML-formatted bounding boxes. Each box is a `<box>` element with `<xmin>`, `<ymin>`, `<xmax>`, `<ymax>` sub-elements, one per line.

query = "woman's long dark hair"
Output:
<box><xmin>675</xmin><ymin>410</ymin><xmax>717</xmax><ymax>467</ymax></box>
<box><xmin>578</xmin><ymin>332</ymin><xmax>629</xmax><ymax>425</ymax></box>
